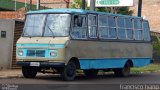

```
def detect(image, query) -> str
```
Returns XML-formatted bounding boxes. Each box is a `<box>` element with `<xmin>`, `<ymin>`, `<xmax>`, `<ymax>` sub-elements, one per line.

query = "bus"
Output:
<box><xmin>16</xmin><ymin>8</ymin><xmax>152</xmax><ymax>81</ymax></box>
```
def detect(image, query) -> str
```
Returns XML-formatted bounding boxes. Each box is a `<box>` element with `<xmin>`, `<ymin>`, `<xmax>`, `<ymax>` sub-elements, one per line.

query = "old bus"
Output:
<box><xmin>16</xmin><ymin>9</ymin><xmax>152</xmax><ymax>81</ymax></box>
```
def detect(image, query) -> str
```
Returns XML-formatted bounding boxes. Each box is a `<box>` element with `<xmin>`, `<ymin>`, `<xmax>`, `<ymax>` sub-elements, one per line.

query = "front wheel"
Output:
<box><xmin>22</xmin><ymin>66</ymin><xmax>38</xmax><ymax>78</ymax></box>
<box><xmin>61</xmin><ymin>62</ymin><xmax>76</xmax><ymax>81</ymax></box>
<box><xmin>114</xmin><ymin>62</ymin><xmax>131</xmax><ymax>77</ymax></box>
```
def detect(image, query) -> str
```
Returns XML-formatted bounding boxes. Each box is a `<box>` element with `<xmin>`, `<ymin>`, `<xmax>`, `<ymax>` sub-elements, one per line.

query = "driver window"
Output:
<box><xmin>73</xmin><ymin>15</ymin><xmax>86</xmax><ymax>27</ymax></box>
<box><xmin>74</xmin><ymin>15</ymin><xmax>79</xmax><ymax>27</ymax></box>
<box><xmin>70</xmin><ymin>15</ymin><xmax>87</xmax><ymax>39</ymax></box>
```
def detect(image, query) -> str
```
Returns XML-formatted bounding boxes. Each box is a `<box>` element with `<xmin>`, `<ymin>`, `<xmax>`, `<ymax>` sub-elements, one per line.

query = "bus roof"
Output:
<box><xmin>27</xmin><ymin>8</ymin><xmax>142</xmax><ymax>19</ymax></box>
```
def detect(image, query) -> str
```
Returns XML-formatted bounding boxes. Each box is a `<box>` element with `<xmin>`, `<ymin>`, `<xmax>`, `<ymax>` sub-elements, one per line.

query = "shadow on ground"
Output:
<box><xmin>33</xmin><ymin>72</ymin><xmax>146</xmax><ymax>82</ymax></box>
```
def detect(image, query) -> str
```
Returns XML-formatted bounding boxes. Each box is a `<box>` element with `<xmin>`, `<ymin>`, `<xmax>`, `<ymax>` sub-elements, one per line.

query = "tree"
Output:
<box><xmin>152</xmin><ymin>36</ymin><xmax>160</xmax><ymax>61</ymax></box>
<box><xmin>70</xmin><ymin>0</ymin><xmax>88</xmax><ymax>9</ymax></box>
<box><xmin>116</xmin><ymin>7</ymin><xmax>133</xmax><ymax>15</ymax></box>
<box><xmin>70</xmin><ymin>0</ymin><xmax>133</xmax><ymax>15</ymax></box>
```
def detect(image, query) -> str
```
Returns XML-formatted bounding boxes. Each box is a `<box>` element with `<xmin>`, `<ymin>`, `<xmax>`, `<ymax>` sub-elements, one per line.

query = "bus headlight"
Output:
<box><xmin>18</xmin><ymin>50</ymin><xmax>23</xmax><ymax>56</ymax></box>
<box><xmin>50</xmin><ymin>51</ymin><xmax>57</xmax><ymax>57</ymax></box>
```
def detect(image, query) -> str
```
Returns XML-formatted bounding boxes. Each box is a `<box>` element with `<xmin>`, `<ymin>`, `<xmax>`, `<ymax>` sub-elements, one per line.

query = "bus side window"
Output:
<box><xmin>70</xmin><ymin>15</ymin><xmax>87</xmax><ymax>39</ymax></box>
<box><xmin>108</xmin><ymin>16</ymin><xmax>117</xmax><ymax>39</ymax></box>
<box><xmin>143</xmin><ymin>21</ymin><xmax>151</xmax><ymax>41</ymax></box>
<box><xmin>88</xmin><ymin>14</ymin><xmax>97</xmax><ymax>39</ymax></box>
<box><xmin>98</xmin><ymin>15</ymin><xmax>109</xmax><ymax>39</ymax></box>
<box><xmin>73</xmin><ymin>15</ymin><xmax>83</xmax><ymax>27</ymax></box>
<box><xmin>134</xmin><ymin>19</ymin><xmax>143</xmax><ymax>40</ymax></box>
<box><xmin>125</xmin><ymin>18</ymin><xmax>134</xmax><ymax>40</ymax></box>
<box><xmin>117</xmin><ymin>17</ymin><xmax>126</xmax><ymax>40</ymax></box>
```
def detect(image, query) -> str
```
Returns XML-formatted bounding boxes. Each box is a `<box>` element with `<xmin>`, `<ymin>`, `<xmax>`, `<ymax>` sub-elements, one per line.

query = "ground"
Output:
<box><xmin>1</xmin><ymin>72</ymin><xmax>160</xmax><ymax>90</ymax></box>
<box><xmin>0</xmin><ymin>64</ymin><xmax>160</xmax><ymax>90</ymax></box>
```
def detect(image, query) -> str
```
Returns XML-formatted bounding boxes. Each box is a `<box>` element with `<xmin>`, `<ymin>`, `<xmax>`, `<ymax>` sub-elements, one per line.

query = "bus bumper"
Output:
<box><xmin>16</xmin><ymin>61</ymin><xmax>65</xmax><ymax>68</ymax></box>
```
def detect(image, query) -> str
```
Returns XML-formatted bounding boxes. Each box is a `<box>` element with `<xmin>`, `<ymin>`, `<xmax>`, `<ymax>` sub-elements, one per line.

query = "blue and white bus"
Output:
<box><xmin>16</xmin><ymin>9</ymin><xmax>152</xmax><ymax>81</ymax></box>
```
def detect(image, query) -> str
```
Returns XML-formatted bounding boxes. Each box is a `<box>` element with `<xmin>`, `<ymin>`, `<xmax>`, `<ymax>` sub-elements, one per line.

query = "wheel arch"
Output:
<box><xmin>126</xmin><ymin>59</ymin><xmax>133</xmax><ymax>67</ymax></box>
<box><xmin>68</xmin><ymin>57</ymin><xmax>80</xmax><ymax>69</ymax></box>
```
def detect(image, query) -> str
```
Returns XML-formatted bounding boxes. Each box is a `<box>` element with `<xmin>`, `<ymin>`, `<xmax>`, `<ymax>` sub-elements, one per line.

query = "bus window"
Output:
<box><xmin>88</xmin><ymin>14</ymin><xmax>97</xmax><ymax>39</ymax></box>
<box><xmin>126</xmin><ymin>29</ymin><xmax>133</xmax><ymax>40</ymax></box>
<box><xmin>125</xmin><ymin>18</ymin><xmax>133</xmax><ymax>28</ymax></box>
<box><xmin>134</xmin><ymin>19</ymin><xmax>142</xmax><ymax>29</ymax></box>
<box><xmin>108</xmin><ymin>16</ymin><xmax>117</xmax><ymax>39</ymax></box>
<box><xmin>70</xmin><ymin>15</ymin><xmax>87</xmax><ymax>39</ymax></box>
<box><xmin>73</xmin><ymin>15</ymin><xmax>84</xmax><ymax>27</ymax></box>
<box><xmin>23</xmin><ymin>14</ymin><xmax>46</xmax><ymax>37</ymax></box>
<box><xmin>143</xmin><ymin>21</ymin><xmax>151</xmax><ymax>41</ymax></box>
<box><xmin>134</xmin><ymin>19</ymin><xmax>143</xmax><ymax>40</ymax></box>
<box><xmin>73</xmin><ymin>15</ymin><xmax>79</xmax><ymax>27</ymax></box>
<box><xmin>125</xmin><ymin>18</ymin><xmax>133</xmax><ymax>40</ymax></box>
<box><xmin>117</xmin><ymin>17</ymin><xmax>126</xmax><ymax>40</ymax></box>
<box><xmin>118</xmin><ymin>28</ymin><xmax>126</xmax><ymax>39</ymax></box>
<box><xmin>44</xmin><ymin>14</ymin><xmax>71</xmax><ymax>37</ymax></box>
<box><xmin>135</xmin><ymin>30</ymin><xmax>143</xmax><ymax>40</ymax></box>
<box><xmin>99</xmin><ymin>15</ymin><xmax>108</xmax><ymax>26</ymax></box>
<box><xmin>117</xmin><ymin>17</ymin><xmax>125</xmax><ymax>28</ymax></box>
<box><xmin>98</xmin><ymin>15</ymin><xmax>109</xmax><ymax>39</ymax></box>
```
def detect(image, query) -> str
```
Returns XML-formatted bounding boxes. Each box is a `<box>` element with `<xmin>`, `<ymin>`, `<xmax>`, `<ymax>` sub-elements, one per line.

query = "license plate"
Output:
<box><xmin>30</xmin><ymin>62</ymin><xmax>40</xmax><ymax>66</ymax></box>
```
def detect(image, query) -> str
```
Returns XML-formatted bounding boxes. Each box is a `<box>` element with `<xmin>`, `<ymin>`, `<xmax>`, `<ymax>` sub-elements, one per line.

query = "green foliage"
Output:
<box><xmin>96</xmin><ymin>7</ymin><xmax>133</xmax><ymax>15</ymax></box>
<box><xmin>131</xmin><ymin>64</ymin><xmax>160</xmax><ymax>73</ymax></box>
<box><xmin>152</xmin><ymin>36</ymin><xmax>160</xmax><ymax>60</ymax></box>
<box><xmin>0</xmin><ymin>0</ymin><xmax>47</xmax><ymax>11</ymax></box>
<box><xmin>96</xmin><ymin>7</ymin><xmax>106</xmax><ymax>12</ymax></box>
<box><xmin>70</xmin><ymin>0</ymin><xmax>89</xmax><ymax>9</ymax></box>
<box><xmin>117</xmin><ymin>7</ymin><xmax>133</xmax><ymax>15</ymax></box>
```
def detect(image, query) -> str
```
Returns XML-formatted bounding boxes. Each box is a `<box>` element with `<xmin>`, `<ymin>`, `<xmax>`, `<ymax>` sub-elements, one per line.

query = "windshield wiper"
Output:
<box><xmin>47</xmin><ymin>25</ymin><xmax>55</xmax><ymax>37</ymax></box>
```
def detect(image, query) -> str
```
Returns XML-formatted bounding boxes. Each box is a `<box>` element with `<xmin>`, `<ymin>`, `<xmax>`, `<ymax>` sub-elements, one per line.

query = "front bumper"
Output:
<box><xmin>16</xmin><ymin>61</ymin><xmax>65</xmax><ymax>68</ymax></box>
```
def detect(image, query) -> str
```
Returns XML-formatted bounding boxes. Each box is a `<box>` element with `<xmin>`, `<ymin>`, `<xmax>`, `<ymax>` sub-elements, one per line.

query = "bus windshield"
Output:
<box><xmin>23</xmin><ymin>14</ymin><xmax>71</xmax><ymax>37</ymax></box>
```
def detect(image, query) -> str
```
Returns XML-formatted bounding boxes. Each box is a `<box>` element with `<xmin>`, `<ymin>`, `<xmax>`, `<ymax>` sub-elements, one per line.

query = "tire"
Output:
<box><xmin>61</xmin><ymin>62</ymin><xmax>76</xmax><ymax>81</ymax></box>
<box><xmin>114</xmin><ymin>62</ymin><xmax>130</xmax><ymax>77</ymax></box>
<box><xmin>22</xmin><ymin>66</ymin><xmax>38</xmax><ymax>78</ymax></box>
<box><xmin>83</xmin><ymin>69</ymin><xmax>99</xmax><ymax>77</ymax></box>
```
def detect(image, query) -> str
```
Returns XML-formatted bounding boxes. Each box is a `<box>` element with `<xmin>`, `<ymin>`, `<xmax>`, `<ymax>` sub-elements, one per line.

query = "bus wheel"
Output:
<box><xmin>83</xmin><ymin>69</ymin><xmax>99</xmax><ymax>77</ymax></box>
<box><xmin>61</xmin><ymin>62</ymin><xmax>76</xmax><ymax>81</ymax></box>
<box><xmin>114</xmin><ymin>62</ymin><xmax>130</xmax><ymax>77</ymax></box>
<box><xmin>22</xmin><ymin>66</ymin><xmax>38</xmax><ymax>78</ymax></box>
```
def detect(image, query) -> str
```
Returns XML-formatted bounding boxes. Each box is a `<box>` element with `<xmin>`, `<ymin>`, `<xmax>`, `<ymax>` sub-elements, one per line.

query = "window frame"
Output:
<box><xmin>134</xmin><ymin>18</ymin><xmax>143</xmax><ymax>40</ymax></box>
<box><xmin>88</xmin><ymin>14</ymin><xmax>98</xmax><ymax>39</ymax></box>
<box><xmin>98</xmin><ymin>14</ymin><xmax>109</xmax><ymax>39</ymax></box>
<box><xmin>22</xmin><ymin>14</ymin><xmax>47</xmax><ymax>37</ymax></box>
<box><xmin>43</xmin><ymin>14</ymin><xmax>71</xmax><ymax>37</ymax></box>
<box><xmin>117</xmin><ymin>16</ymin><xmax>127</xmax><ymax>40</ymax></box>
<box><xmin>108</xmin><ymin>15</ymin><xmax>117</xmax><ymax>39</ymax></box>
<box><xmin>68</xmin><ymin>13</ymin><xmax>150</xmax><ymax>43</ymax></box>
<box><xmin>125</xmin><ymin>18</ymin><xmax>134</xmax><ymax>40</ymax></box>
<box><xmin>70</xmin><ymin>14</ymin><xmax>88</xmax><ymax>40</ymax></box>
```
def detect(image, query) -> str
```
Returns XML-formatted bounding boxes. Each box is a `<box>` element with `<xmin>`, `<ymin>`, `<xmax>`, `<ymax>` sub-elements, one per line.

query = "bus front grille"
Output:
<box><xmin>27</xmin><ymin>50</ymin><xmax>45</xmax><ymax>57</ymax></box>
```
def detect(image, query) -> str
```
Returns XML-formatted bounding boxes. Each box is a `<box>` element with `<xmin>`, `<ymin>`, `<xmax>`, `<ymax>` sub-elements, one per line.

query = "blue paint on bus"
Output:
<box><xmin>79</xmin><ymin>58</ymin><xmax>151</xmax><ymax>69</ymax></box>
<box><xmin>16</xmin><ymin>43</ymin><xmax>65</xmax><ymax>48</ymax></box>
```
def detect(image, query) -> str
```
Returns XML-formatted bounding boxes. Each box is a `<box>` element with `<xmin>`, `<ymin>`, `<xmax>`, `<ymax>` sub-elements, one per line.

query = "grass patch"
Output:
<box><xmin>131</xmin><ymin>64</ymin><xmax>160</xmax><ymax>73</ymax></box>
